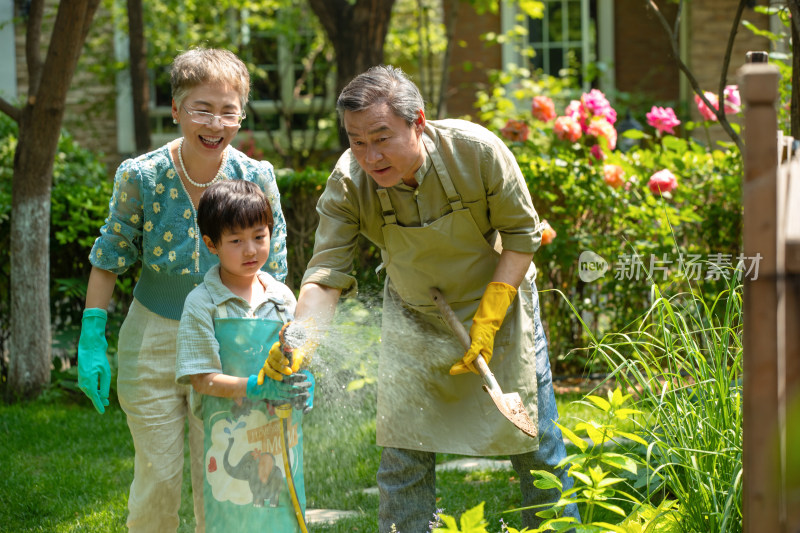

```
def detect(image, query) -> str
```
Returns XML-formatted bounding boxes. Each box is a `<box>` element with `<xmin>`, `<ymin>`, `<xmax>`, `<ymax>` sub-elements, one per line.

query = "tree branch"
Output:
<box><xmin>719</xmin><ymin>0</ymin><xmax>747</xmax><ymax>108</ymax></box>
<box><xmin>0</xmin><ymin>97</ymin><xmax>21</xmax><ymax>122</ymax></box>
<box><xmin>645</xmin><ymin>0</ymin><xmax>743</xmax><ymax>151</ymax></box>
<box><xmin>25</xmin><ymin>0</ymin><xmax>45</xmax><ymax>98</ymax></box>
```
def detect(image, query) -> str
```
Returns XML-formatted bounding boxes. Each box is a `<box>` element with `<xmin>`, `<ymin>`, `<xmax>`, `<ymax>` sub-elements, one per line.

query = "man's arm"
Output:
<box><xmin>492</xmin><ymin>249</ymin><xmax>534</xmax><ymax>288</ymax></box>
<box><xmin>295</xmin><ymin>282</ymin><xmax>343</xmax><ymax>334</ymax></box>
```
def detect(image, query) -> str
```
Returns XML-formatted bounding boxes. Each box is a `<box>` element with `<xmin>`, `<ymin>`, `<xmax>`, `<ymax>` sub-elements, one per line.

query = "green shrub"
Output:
<box><xmin>0</xmin><ymin>114</ymin><xmax>121</xmax><ymax>379</ymax></box>
<box><xmin>475</xmin><ymin>73</ymin><xmax>743</xmax><ymax>372</ymax></box>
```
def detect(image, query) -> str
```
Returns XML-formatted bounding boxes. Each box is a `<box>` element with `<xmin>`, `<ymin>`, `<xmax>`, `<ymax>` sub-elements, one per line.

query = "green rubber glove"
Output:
<box><xmin>77</xmin><ymin>308</ymin><xmax>111</xmax><ymax>414</ymax></box>
<box><xmin>246</xmin><ymin>372</ymin><xmax>313</xmax><ymax>412</ymax></box>
<box><xmin>450</xmin><ymin>282</ymin><xmax>518</xmax><ymax>376</ymax></box>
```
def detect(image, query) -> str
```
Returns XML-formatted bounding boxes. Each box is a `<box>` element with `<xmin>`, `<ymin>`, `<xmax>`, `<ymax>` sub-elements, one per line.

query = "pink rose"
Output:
<box><xmin>540</xmin><ymin>220</ymin><xmax>556</xmax><ymax>245</ymax></box>
<box><xmin>532</xmin><ymin>96</ymin><xmax>556</xmax><ymax>122</ymax></box>
<box><xmin>554</xmin><ymin>116</ymin><xmax>582</xmax><ymax>142</ymax></box>
<box><xmin>565</xmin><ymin>100</ymin><xmax>586</xmax><ymax>125</ymax></box>
<box><xmin>590</xmin><ymin>144</ymin><xmax>606</xmax><ymax>161</ymax></box>
<box><xmin>603</xmin><ymin>164</ymin><xmax>625</xmax><ymax>189</ymax></box>
<box><xmin>582</xmin><ymin>89</ymin><xmax>617</xmax><ymax>125</ymax></box>
<box><xmin>500</xmin><ymin>119</ymin><xmax>529</xmax><ymax>142</ymax></box>
<box><xmin>587</xmin><ymin>117</ymin><xmax>617</xmax><ymax>151</ymax></box>
<box><xmin>695</xmin><ymin>92</ymin><xmax>719</xmax><ymax>122</ymax></box>
<box><xmin>723</xmin><ymin>85</ymin><xmax>741</xmax><ymax>115</ymax></box>
<box><xmin>646</xmin><ymin>106</ymin><xmax>681</xmax><ymax>135</ymax></box>
<box><xmin>648</xmin><ymin>169</ymin><xmax>678</xmax><ymax>195</ymax></box>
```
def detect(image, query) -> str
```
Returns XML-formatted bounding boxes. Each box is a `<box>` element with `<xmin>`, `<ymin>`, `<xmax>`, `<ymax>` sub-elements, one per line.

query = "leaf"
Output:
<box><xmin>518</xmin><ymin>0</ymin><xmax>544</xmax><ymax>19</ymax></box>
<box><xmin>600</xmin><ymin>452</ymin><xmax>639</xmax><ymax>475</ymax></box>
<box><xmin>617</xmin><ymin>431</ymin><xmax>648</xmax><ymax>446</ymax></box>
<box><xmin>576</xmin><ymin>422</ymin><xmax>607</xmax><ymax>446</ymax></box>
<box><xmin>571</xmin><ymin>470</ymin><xmax>591</xmax><ymax>486</ymax></box>
<box><xmin>593</xmin><ymin>501</ymin><xmax>628</xmax><ymax>516</ymax></box>
<box><xmin>531</xmin><ymin>469</ymin><xmax>563</xmax><ymax>491</ymax></box>
<box><xmin>557</xmin><ymin>423</ymin><xmax>588</xmax><ymax>452</ymax></box>
<box><xmin>459</xmin><ymin>502</ymin><xmax>489</xmax><ymax>532</ymax></box>
<box><xmin>586</xmin><ymin>394</ymin><xmax>611</xmax><ymax>412</ymax></box>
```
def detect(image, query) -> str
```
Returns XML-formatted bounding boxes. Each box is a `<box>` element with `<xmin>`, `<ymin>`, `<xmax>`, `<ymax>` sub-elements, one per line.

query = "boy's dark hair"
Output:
<box><xmin>197</xmin><ymin>180</ymin><xmax>274</xmax><ymax>244</ymax></box>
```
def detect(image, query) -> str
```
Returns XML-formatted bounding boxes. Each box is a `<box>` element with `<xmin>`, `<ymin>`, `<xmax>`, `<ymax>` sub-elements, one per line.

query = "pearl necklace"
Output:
<box><xmin>178</xmin><ymin>138</ymin><xmax>227</xmax><ymax>188</ymax></box>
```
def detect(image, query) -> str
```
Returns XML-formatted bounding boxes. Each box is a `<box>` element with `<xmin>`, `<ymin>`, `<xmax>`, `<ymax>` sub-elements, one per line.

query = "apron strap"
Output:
<box><xmin>376</xmin><ymin>188</ymin><xmax>397</xmax><ymax>225</ymax></box>
<box><xmin>424</xmin><ymin>135</ymin><xmax>463</xmax><ymax>211</ymax></box>
<box><xmin>216</xmin><ymin>304</ymin><xmax>228</xmax><ymax>319</ymax></box>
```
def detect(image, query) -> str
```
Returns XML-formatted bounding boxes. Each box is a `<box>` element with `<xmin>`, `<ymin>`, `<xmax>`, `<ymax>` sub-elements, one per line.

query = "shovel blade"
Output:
<box><xmin>483</xmin><ymin>386</ymin><xmax>538</xmax><ymax>439</ymax></box>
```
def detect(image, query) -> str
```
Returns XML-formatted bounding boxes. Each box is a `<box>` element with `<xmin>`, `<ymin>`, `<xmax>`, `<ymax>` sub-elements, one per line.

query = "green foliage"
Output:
<box><xmin>476</xmin><ymin>74</ymin><xmax>743</xmax><ymax>371</ymax></box>
<box><xmin>0</xmin><ymin>114</ymin><xmax>120</xmax><ymax>376</ymax></box>
<box><xmin>590</xmin><ymin>279</ymin><xmax>744</xmax><ymax>533</ymax></box>
<box><xmin>743</xmin><ymin>4</ymin><xmax>793</xmax><ymax>134</ymax></box>
<box><xmin>434</xmin><ymin>502</ymin><xmax>490</xmax><ymax>533</ymax></box>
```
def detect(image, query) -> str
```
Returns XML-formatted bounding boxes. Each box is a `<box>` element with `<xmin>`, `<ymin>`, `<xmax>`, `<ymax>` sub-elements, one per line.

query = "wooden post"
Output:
<box><xmin>740</xmin><ymin>62</ymin><xmax>782</xmax><ymax>533</ymax></box>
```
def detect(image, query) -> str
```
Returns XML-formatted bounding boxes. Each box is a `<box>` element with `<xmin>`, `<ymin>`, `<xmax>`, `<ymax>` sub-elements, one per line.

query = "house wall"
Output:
<box><xmin>442</xmin><ymin>4</ymin><xmax>503</xmax><ymax>120</ymax></box>
<box><xmin>614</xmin><ymin>0</ymin><xmax>680</xmax><ymax>105</ymax></box>
<box><xmin>688</xmin><ymin>0</ymin><xmax>771</xmax><ymax>115</ymax></box>
<box><xmin>443</xmin><ymin>0</ymin><xmax>773</xmax><ymax>128</ymax></box>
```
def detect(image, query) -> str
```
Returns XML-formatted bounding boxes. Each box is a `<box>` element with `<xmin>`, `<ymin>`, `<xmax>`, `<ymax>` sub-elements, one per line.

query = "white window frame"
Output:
<box><xmin>502</xmin><ymin>0</ymin><xmax>615</xmax><ymax>95</ymax></box>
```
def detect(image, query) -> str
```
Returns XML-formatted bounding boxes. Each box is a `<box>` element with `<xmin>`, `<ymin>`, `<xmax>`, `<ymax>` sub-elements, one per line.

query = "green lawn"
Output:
<box><xmin>0</xmin><ymin>383</ymin><xmax>595</xmax><ymax>532</ymax></box>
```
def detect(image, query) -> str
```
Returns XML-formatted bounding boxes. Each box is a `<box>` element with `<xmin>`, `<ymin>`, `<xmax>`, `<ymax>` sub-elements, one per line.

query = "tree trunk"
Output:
<box><xmin>6</xmin><ymin>0</ymin><xmax>100</xmax><ymax>401</ymax></box>
<box><xmin>128</xmin><ymin>0</ymin><xmax>151</xmax><ymax>154</ymax></box>
<box><xmin>307</xmin><ymin>0</ymin><xmax>396</xmax><ymax>148</ymax></box>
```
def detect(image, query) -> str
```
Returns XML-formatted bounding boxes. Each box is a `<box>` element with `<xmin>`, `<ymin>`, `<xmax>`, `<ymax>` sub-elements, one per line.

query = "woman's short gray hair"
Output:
<box><xmin>336</xmin><ymin>65</ymin><xmax>425</xmax><ymax>125</ymax></box>
<box><xmin>170</xmin><ymin>47</ymin><xmax>251</xmax><ymax>111</ymax></box>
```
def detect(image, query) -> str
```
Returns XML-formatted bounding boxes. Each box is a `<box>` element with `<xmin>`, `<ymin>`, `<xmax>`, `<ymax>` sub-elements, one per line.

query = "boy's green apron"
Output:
<box><xmin>202</xmin><ymin>305</ymin><xmax>306</xmax><ymax>532</ymax></box>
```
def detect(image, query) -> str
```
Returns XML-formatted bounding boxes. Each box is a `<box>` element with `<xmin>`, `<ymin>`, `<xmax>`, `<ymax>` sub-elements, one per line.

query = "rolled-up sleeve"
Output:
<box><xmin>483</xmin><ymin>136</ymin><xmax>541</xmax><ymax>253</ymax></box>
<box><xmin>90</xmin><ymin>159</ymin><xmax>144</xmax><ymax>274</ymax></box>
<box><xmin>301</xmin><ymin>174</ymin><xmax>359</xmax><ymax>296</ymax></box>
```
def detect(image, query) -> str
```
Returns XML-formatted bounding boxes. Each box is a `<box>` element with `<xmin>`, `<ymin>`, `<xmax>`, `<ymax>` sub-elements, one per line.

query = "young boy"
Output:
<box><xmin>177</xmin><ymin>179</ymin><xmax>313</xmax><ymax>532</ymax></box>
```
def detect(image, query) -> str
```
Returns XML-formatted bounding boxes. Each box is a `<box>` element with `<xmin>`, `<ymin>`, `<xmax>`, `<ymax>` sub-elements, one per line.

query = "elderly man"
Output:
<box><xmin>265</xmin><ymin>65</ymin><xmax>579</xmax><ymax>531</ymax></box>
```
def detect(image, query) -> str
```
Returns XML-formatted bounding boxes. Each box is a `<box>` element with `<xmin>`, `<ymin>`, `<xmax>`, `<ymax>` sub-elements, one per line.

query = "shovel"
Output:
<box><xmin>430</xmin><ymin>287</ymin><xmax>537</xmax><ymax>439</ymax></box>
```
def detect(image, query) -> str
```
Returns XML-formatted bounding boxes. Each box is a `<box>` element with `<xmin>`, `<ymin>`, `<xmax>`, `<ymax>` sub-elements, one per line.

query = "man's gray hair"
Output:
<box><xmin>336</xmin><ymin>65</ymin><xmax>425</xmax><ymax>125</ymax></box>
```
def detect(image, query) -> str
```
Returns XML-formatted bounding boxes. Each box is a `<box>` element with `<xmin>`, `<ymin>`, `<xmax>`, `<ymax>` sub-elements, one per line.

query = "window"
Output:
<box><xmin>502</xmin><ymin>0</ymin><xmax>614</xmax><ymax>93</ymax></box>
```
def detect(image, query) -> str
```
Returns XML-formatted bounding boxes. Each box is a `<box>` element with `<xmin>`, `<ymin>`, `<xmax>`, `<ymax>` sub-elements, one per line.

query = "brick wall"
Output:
<box><xmin>688</xmin><ymin>0</ymin><xmax>770</xmax><ymax>143</ymax></box>
<box><xmin>614</xmin><ymin>0</ymin><xmax>680</xmax><ymax>103</ymax></box>
<box><xmin>442</xmin><ymin>3</ymin><xmax>502</xmax><ymax>120</ymax></box>
<box><xmin>443</xmin><ymin>0</ymin><xmax>773</xmax><ymax>133</ymax></box>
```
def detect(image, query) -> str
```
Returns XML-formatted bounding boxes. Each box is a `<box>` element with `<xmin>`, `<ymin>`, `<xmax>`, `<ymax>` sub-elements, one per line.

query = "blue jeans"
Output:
<box><xmin>377</xmin><ymin>298</ymin><xmax>580</xmax><ymax>532</ymax></box>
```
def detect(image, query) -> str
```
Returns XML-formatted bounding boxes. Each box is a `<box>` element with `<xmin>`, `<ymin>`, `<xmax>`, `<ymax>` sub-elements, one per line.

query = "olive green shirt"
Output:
<box><xmin>302</xmin><ymin>119</ymin><xmax>542</xmax><ymax>294</ymax></box>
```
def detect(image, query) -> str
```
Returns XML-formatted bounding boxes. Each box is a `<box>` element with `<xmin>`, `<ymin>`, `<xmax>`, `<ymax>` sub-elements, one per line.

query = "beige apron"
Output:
<box><xmin>375</xmin><ymin>137</ymin><xmax>539</xmax><ymax>456</ymax></box>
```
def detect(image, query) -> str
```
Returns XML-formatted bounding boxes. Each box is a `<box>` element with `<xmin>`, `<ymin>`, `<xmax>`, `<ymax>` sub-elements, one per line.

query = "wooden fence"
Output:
<box><xmin>740</xmin><ymin>58</ymin><xmax>800</xmax><ymax>532</ymax></box>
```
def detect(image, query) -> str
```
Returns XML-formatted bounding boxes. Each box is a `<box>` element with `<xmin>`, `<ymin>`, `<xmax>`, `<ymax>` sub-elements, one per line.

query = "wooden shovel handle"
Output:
<box><xmin>429</xmin><ymin>287</ymin><xmax>502</xmax><ymax>395</ymax></box>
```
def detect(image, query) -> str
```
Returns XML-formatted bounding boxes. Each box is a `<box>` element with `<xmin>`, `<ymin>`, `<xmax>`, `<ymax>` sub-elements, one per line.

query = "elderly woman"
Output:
<box><xmin>76</xmin><ymin>48</ymin><xmax>287</xmax><ymax>532</ymax></box>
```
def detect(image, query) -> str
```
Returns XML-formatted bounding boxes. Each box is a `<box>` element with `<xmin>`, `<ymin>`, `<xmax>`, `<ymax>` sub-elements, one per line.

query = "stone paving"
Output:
<box><xmin>305</xmin><ymin>457</ymin><xmax>516</xmax><ymax>525</ymax></box>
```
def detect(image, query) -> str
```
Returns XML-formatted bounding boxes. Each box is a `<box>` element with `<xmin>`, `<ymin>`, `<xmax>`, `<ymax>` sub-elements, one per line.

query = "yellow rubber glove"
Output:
<box><xmin>450</xmin><ymin>282</ymin><xmax>517</xmax><ymax>375</ymax></box>
<box><xmin>258</xmin><ymin>321</ymin><xmax>318</xmax><ymax>383</ymax></box>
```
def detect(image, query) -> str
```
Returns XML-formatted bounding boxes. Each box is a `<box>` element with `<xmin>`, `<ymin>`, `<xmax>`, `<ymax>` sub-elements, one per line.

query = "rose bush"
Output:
<box><xmin>475</xmin><ymin>74</ymin><xmax>742</xmax><ymax>369</ymax></box>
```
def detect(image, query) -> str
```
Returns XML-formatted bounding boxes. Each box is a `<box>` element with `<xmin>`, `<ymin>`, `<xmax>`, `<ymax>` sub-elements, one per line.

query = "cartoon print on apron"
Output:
<box><xmin>375</xmin><ymin>135</ymin><xmax>539</xmax><ymax>456</ymax></box>
<box><xmin>202</xmin><ymin>304</ymin><xmax>306</xmax><ymax>533</ymax></box>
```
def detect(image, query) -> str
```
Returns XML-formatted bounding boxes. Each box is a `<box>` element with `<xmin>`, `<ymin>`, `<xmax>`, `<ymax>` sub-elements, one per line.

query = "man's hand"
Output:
<box><xmin>450</xmin><ymin>282</ymin><xmax>517</xmax><ymax>375</ymax></box>
<box><xmin>77</xmin><ymin>308</ymin><xmax>112</xmax><ymax>413</ymax></box>
<box><xmin>258</xmin><ymin>321</ymin><xmax>317</xmax><ymax>382</ymax></box>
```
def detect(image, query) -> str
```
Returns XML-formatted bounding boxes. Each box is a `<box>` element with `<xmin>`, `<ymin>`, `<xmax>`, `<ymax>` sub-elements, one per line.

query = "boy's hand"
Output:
<box><xmin>77</xmin><ymin>308</ymin><xmax>112</xmax><ymax>414</ymax></box>
<box><xmin>246</xmin><ymin>372</ymin><xmax>313</xmax><ymax>412</ymax></box>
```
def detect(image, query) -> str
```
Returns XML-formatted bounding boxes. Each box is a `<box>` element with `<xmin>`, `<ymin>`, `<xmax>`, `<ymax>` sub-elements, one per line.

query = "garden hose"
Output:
<box><xmin>277</xmin><ymin>402</ymin><xmax>308</xmax><ymax>533</ymax></box>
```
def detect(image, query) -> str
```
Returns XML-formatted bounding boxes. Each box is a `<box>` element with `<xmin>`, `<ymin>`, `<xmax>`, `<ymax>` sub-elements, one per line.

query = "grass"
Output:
<box><xmin>0</xmin><ymin>382</ymin><xmax>595</xmax><ymax>532</ymax></box>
